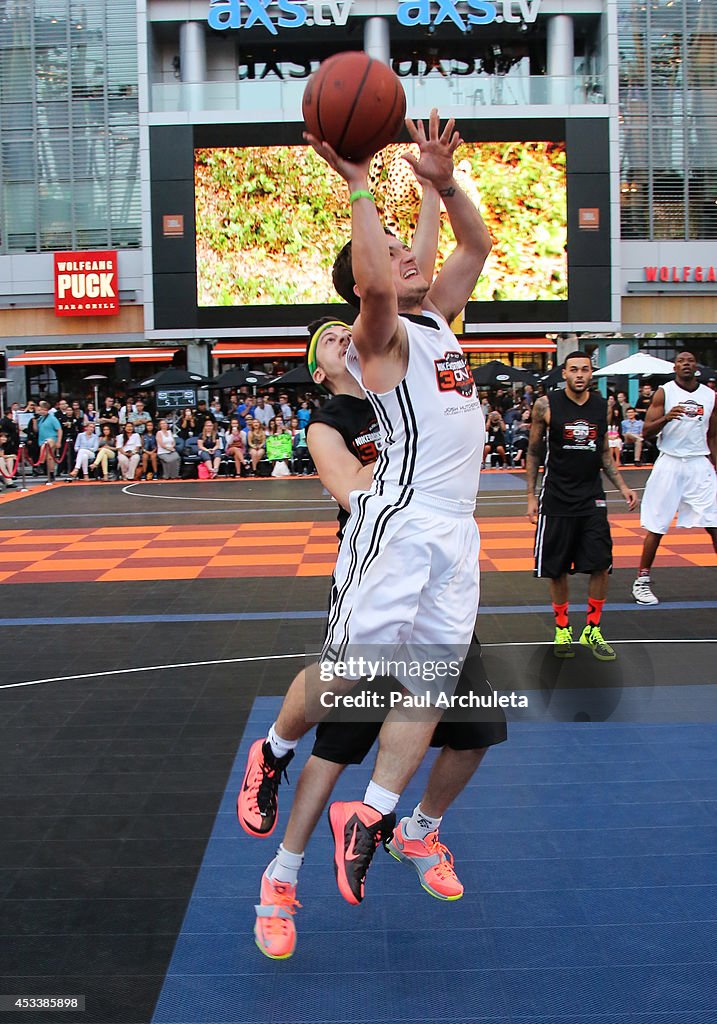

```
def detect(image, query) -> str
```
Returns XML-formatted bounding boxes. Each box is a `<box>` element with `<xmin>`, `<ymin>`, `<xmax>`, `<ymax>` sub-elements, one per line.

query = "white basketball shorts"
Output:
<box><xmin>641</xmin><ymin>453</ymin><xmax>717</xmax><ymax>535</ymax></box>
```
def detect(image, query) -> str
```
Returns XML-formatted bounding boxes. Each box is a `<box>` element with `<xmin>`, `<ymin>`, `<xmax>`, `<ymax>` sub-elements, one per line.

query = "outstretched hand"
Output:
<box><xmin>303</xmin><ymin>132</ymin><xmax>372</xmax><ymax>188</ymax></box>
<box><xmin>401</xmin><ymin>109</ymin><xmax>461</xmax><ymax>191</ymax></box>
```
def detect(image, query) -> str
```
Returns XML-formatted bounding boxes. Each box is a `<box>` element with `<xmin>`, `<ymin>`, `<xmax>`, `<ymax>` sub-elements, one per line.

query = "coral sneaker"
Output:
<box><xmin>237</xmin><ymin>739</ymin><xmax>293</xmax><ymax>838</ymax></box>
<box><xmin>254</xmin><ymin>870</ymin><xmax>301</xmax><ymax>960</ymax></box>
<box><xmin>387</xmin><ymin>819</ymin><xmax>464</xmax><ymax>900</ymax></box>
<box><xmin>328</xmin><ymin>801</ymin><xmax>395</xmax><ymax>905</ymax></box>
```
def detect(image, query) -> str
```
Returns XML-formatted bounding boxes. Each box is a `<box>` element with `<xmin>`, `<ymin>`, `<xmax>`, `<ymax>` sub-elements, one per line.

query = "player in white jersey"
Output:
<box><xmin>632</xmin><ymin>351</ymin><xmax>717</xmax><ymax>604</ymax></box>
<box><xmin>304</xmin><ymin>109</ymin><xmax>492</xmax><ymax>905</ymax></box>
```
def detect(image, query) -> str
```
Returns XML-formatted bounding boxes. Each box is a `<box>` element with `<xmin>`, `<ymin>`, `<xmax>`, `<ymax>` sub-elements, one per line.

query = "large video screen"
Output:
<box><xmin>194</xmin><ymin>141</ymin><xmax>567</xmax><ymax>308</ymax></box>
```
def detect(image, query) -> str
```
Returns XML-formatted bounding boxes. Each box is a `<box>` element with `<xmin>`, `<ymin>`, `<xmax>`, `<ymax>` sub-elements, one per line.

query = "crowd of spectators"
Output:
<box><xmin>0</xmin><ymin>386</ymin><xmax>322</xmax><ymax>487</ymax></box>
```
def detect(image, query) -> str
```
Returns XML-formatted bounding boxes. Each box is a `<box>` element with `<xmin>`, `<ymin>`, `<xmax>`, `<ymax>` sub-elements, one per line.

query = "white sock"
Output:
<box><xmin>266</xmin><ymin>844</ymin><xmax>304</xmax><ymax>886</ymax></box>
<box><xmin>267</xmin><ymin>723</ymin><xmax>298</xmax><ymax>760</ymax></box>
<box><xmin>404</xmin><ymin>803</ymin><xmax>442</xmax><ymax>840</ymax></box>
<box><xmin>363</xmin><ymin>780</ymin><xmax>400</xmax><ymax>817</ymax></box>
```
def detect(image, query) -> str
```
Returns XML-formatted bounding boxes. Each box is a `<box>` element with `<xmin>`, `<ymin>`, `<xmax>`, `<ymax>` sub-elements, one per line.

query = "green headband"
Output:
<box><xmin>306</xmin><ymin>320</ymin><xmax>351</xmax><ymax>379</ymax></box>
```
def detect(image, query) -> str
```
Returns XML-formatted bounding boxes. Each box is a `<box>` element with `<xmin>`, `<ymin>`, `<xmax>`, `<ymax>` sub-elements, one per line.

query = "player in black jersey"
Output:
<box><xmin>526</xmin><ymin>351</ymin><xmax>638</xmax><ymax>661</ymax></box>
<box><xmin>241</xmin><ymin>313</ymin><xmax>506</xmax><ymax>959</ymax></box>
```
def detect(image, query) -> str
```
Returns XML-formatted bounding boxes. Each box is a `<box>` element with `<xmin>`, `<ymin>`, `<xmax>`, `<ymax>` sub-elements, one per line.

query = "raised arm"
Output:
<box><xmin>526</xmin><ymin>396</ymin><xmax>549</xmax><ymax>524</ymax></box>
<box><xmin>303</xmin><ymin>136</ymin><xmax>399</xmax><ymax>359</ymax></box>
<box><xmin>410</xmin><ymin>179</ymin><xmax>440</xmax><ymax>284</ymax></box>
<box><xmin>403</xmin><ymin>113</ymin><xmax>492</xmax><ymax>325</ymax></box>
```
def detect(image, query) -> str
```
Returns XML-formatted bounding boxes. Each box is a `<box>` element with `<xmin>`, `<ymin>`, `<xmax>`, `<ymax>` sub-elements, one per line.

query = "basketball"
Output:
<box><xmin>302</xmin><ymin>51</ymin><xmax>406</xmax><ymax>162</ymax></box>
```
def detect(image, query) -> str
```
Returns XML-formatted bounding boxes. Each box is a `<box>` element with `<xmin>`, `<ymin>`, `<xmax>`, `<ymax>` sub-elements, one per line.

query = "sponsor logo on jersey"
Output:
<box><xmin>679</xmin><ymin>400</ymin><xmax>705</xmax><ymax>419</ymax></box>
<box><xmin>353</xmin><ymin>421</ymin><xmax>380</xmax><ymax>464</ymax></box>
<box><xmin>435</xmin><ymin>351</ymin><xmax>474</xmax><ymax>399</ymax></box>
<box><xmin>563</xmin><ymin>419</ymin><xmax>598</xmax><ymax>451</ymax></box>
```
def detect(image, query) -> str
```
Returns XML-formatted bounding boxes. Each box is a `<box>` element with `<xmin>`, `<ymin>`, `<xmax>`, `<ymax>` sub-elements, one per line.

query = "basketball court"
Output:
<box><xmin>1</xmin><ymin>472</ymin><xmax>715</xmax><ymax>1023</ymax></box>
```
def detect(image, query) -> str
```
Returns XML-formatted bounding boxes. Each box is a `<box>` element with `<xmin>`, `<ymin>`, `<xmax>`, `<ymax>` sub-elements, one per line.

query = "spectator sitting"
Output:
<box><xmin>245</xmin><ymin>418</ymin><xmax>267</xmax><ymax>475</ymax></box>
<box><xmin>91</xmin><ymin>425</ymin><xmax>117</xmax><ymax>480</ymax></box>
<box><xmin>156</xmin><ymin>419</ymin><xmax>181</xmax><ymax>479</ymax></box>
<box><xmin>141</xmin><ymin>420</ymin><xmax>158</xmax><ymax>480</ymax></box>
<box><xmin>117</xmin><ymin>423</ymin><xmax>142</xmax><ymax>480</ymax></box>
<box><xmin>223</xmin><ymin>418</ymin><xmax>248</xmax><ymax>476</ymax></box>
<box><xmin>197</xmin><ymin>420</ymin><xmax>223</xmax><ymax>478</ymax></box>
<box><xmin>209</xmin><ymin>397</ymin><xmax>226</xmax><ymax>425</ymax></box>
<box><xmin>251</xmin><ymin>395</ymin><xmax>274</xmax><ymax>428</ymax></box>
<box><xmin>511</xmin><ymin>408</ymin><xmax>532</xmax><ymax>468</ymax></box>
<box><xmin>291</xmin><ymin>417</ymin><xmax>314</xmax><ymax>474</ymax></box>
<box><xmin>69</xmin><ymin>422</ymin><xmax>99</xmax><ymax>481</ymax></box>
<box><xmin>0</xmin><ymin>430</ymin><xmax>17</xmax><ymax>489</ymax></box>
<box><xmin>484</xmin><ymin>410</ymin><xmax>507</xmax><ymax>468</ymax></box>
<box><xmin>195</xmin><ymin>399</ymin><xmax>216</xmax><ymax>436</ymax></box>
<box><xmin>265</xmin><ymin>416</ymin><xmax>293</xmax><ymax>476</ymax></box>
<box><xmin>621</xmin><ymin>406</ymin><xmax>644</xmax><ymax>465</ymax></box>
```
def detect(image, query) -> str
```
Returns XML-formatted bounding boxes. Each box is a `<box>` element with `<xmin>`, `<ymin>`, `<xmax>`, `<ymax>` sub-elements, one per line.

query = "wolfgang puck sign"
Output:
<box><xmin>54</xmin><ymin>251</ymin><xmax>119</xmax><ymax>316</ymax></box>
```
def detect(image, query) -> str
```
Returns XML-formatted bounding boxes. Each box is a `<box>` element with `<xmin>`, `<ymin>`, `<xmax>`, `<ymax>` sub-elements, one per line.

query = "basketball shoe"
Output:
<box><xmin>386</xmin><ymin>819</ymin><xmax>463</xmax><ymax>900</ymax></box>
<box><xmin>328</xmin><ymin>801</ymin><xmax>395</xmax><ymax>905</ymax></box>
<box><xmin>254</xmin><ymin>870</ymin><xmax>300</xmax><ymax>960</ymax></box>
<box><xmin>237</xmin><ymin>739</ymin><xmax>293</xmax><ymax>837</ymax></box>
<box><xmin>579</xmin><ymin>624</ymin><xmax>616</xmax><ymax>661</ymax></box>
<box><xmin>632</xmin><ymin>575</ymin><xmax>659</xmax><ymax>605</ymax></box>
<box><xmin>553</xmin><ymin>625</ymin><xmax>575</xmax><ymax>658</ymax></box>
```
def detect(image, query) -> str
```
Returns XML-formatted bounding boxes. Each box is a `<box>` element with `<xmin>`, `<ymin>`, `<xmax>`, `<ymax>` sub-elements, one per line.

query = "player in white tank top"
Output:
<box><xmin>633</xmin><ymin>351</ymin><xmax>717</xmax><ymax>605</ymax></box>
<box><xmin>305</xmin><ymin>109</ymin><xmax>493</xmax><ymax>904</ymax></box>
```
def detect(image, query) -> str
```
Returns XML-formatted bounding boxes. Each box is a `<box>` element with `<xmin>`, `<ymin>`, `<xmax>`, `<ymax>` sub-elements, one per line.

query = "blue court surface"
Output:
<box><xmin>152</xmin><ymin>697</ymin><xmax>717</xmax><ymax>1024</ymax></box>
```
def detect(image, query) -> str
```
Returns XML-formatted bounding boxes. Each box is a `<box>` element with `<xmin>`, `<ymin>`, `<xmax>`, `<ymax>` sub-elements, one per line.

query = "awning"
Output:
<box><xmin>213</xmin><ymin>339</ymin><xmax>556</xmax><ymax>359</ymax></box>
<box><xmin>8</xmin><ymin>347</ymin><xmax>178</xmax><ymax>366</ymax></box>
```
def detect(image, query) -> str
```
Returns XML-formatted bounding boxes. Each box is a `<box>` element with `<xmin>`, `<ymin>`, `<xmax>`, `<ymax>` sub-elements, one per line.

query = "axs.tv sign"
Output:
<box><xmin>208</xmin><ymin>0</ymin><xmax>542</xmax><ymax>33</ymax></box>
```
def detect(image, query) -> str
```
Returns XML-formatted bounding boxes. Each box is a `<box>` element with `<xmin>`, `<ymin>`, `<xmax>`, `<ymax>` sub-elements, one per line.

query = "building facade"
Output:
<box><xmin>0</xmin><ymin>0</ymin><xmax>714</xmax><ymax>404</ymax></box>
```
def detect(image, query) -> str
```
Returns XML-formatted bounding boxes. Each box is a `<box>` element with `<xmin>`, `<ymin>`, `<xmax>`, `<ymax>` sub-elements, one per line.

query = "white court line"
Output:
<box><xmin>121</xmin><ymin>483</ymin><xmax>334</xmax><ymax>504</ymax></box>
<box><xmin>3</xmin><ymin>639</ymin><xmax>713</xmax><ymax>691</ymax></box>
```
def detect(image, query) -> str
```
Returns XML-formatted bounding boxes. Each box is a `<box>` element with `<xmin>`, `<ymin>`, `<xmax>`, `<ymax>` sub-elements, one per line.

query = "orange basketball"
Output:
<box><xmin>302</xmin><ymin>51</ymin><xmax>406</xmax><ymax>162</ymax></box>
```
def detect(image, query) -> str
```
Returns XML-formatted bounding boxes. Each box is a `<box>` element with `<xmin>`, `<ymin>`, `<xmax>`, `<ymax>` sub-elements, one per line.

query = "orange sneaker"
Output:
<box><xmin>328</xmin><ymin>801</ymin><xmax>395</xmax><ymax>905</ymax></box>
<box><xmin>254</xmin><ymin>870</ymin><xmax>301</xmax><ymax>960</ymax></box>
<box><xmin>237</xmin><ymin>739</ymin><xmax>293</xmax><ymax>838</ymax></box>
<box><xmin>386</xmin><ymin>818</ymin><xmax>464</xmax><ymax>900</ymax></box>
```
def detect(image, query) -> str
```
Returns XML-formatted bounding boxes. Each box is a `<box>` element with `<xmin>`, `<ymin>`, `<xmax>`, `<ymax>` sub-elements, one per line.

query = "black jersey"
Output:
<box><xmin>306</xmin><ymin>395</ymin><xmax>380</xmax><ymax>539</ymax></box>
<box><xmin>540</xmin><ymin>389</ymin><xmax>607</xmax><ymax>516</ymax></box>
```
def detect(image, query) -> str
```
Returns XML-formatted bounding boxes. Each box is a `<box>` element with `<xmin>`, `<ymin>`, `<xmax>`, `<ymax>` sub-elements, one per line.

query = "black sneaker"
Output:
<box><xmin>237</xmin><ymin>739</ymin><xmax>293</xmax><ymax>837</ymax></box>
<box><xmin>328</xmin><ymin>801</ymin><xmax>396</xmax><ymax>905</ymax></box>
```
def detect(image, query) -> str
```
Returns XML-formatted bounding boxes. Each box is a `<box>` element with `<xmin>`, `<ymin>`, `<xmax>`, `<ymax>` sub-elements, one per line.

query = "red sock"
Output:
<box><xmin>587</xmin><ymin>597</ymin><xmax>605</xmax><ymax>626</ymax></box>
<box><xmin>552</xmin><ymin>602</ymin><xmax>569</xmax><ymax>628</ymax></box>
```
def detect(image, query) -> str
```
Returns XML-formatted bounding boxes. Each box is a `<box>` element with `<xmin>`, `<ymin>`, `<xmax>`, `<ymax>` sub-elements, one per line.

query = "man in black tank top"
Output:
<box><xmin>526</xmin><ymin>351</ymin><xmax>637</xmax><ymax>661</ymax></box>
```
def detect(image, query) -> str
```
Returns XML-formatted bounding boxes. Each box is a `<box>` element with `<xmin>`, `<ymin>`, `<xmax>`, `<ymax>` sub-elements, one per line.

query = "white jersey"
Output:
<box><xmin>346</xmin><ymin>311</ymin><xmax>485</xmax><ymax>507</ymax></box>
<box><xmin>658</xmin><ymin>380</ymin><xmax>715</xmax><ymax>458</ymax></box>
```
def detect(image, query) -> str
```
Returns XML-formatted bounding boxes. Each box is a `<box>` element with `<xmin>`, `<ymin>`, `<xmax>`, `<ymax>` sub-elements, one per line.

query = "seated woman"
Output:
<box><xmin>69</xmin><ymin>422</ymin><xmax>99</xmax><ymax>480</ymax></box>
<box><xmin>91</xmin><ymin>424</ymin><xmax>117</xmax><ymax>480</ymax></box>
<box><xmin>156</xmin><ymin>419</ymin><xmax>181</xmax><ymax>479</ymax></box>
<box><xmin>511</xmin><ymin>408</ymin><xmax>532</xmax><ymax>468</ymax></box>
<box><xmin>484</xmin><ymin>410</ymin><xmax>507</xmax><ymax>468</ymax></box>
<box><xmin>116</xmin><ymin>423</ymin><xmax>142</xmax><ymax>480</ymax></box>
<box><xmin>197</xmin><ymin>420</ymin><xmax>223</xmax><ymax>478</ymax></box>
<box><xmin>0</xmin><ymin>430</ymin><xmax>17</xmax><ymax>488</ymax></box>
<box><xmin>176</xmin><ymin>407</ymin><xmax>198</xmax><ymax>456</ymax></box>
<box><xmin>607</xmin><ymin>397</ymin><xmax>623</xmax><ymax>466</ymax></box>
<box><xmin>245</xmin><ymin>418</ymin><xmax>267</xmax><ymax>475</ymax></box>
<box><xmin>223</xmin><ymin>418</ymin><xmax>248</xmax><ymax>476</ymax></box>
<box><xmin>141</xmin><ymin>420</ymin><xmax>158</xmax><ymax>480</ymax></box>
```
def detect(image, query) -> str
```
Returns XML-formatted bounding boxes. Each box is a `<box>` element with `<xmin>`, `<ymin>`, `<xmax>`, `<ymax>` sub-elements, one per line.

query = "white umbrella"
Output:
<box><xmin>593</xmin><ymin>353</ymin><xmax>676</xmax><ymax>377</ymax></box>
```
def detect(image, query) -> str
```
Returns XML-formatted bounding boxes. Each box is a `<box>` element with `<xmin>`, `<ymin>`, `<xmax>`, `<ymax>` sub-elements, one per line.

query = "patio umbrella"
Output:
<box><xmin>129</xmin><ymin>368</ymin><xmax>217</xmax><ymax>390</ymax></box>
<box><xmin>593</xmin><ymin>353</ymin><xmax>676</xmax><ymax>377</ymax></box>
<box><xmin>472</xmin><ymin>361</ymin><xmax>535</xmax><ymax>387</ymax></box>
<box><xmin>536</xmin><ymin>366</ymin><xmax>564</xmax><ymax>390</ymax></box>
<box><xmin>214</xmin><ymin>368</ymin><xmax>273</xmax><ymax>389</ymax></box>
<box><xmin>696</xmin><ymin>363</ymin><xmax>717</xmax><ymax>382</ymax></box>
<box><xmin>271</xmin><ymin>365</ymin><xmax>313</xmax><ymax>386</ymax></box>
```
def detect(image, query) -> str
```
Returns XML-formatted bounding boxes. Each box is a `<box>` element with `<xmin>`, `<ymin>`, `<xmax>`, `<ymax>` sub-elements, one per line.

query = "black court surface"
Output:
<box><xmin>0</xmin><ymin>477</ymin><xmax>715</xmax><ymax>1024</ymax></box>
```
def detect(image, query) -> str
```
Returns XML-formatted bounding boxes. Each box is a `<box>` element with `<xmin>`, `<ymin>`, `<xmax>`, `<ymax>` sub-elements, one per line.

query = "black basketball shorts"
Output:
<box><xmin>533</xmin><ymin>510</ymin><xmax>613</xmax><ymax>579</ymax></box>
